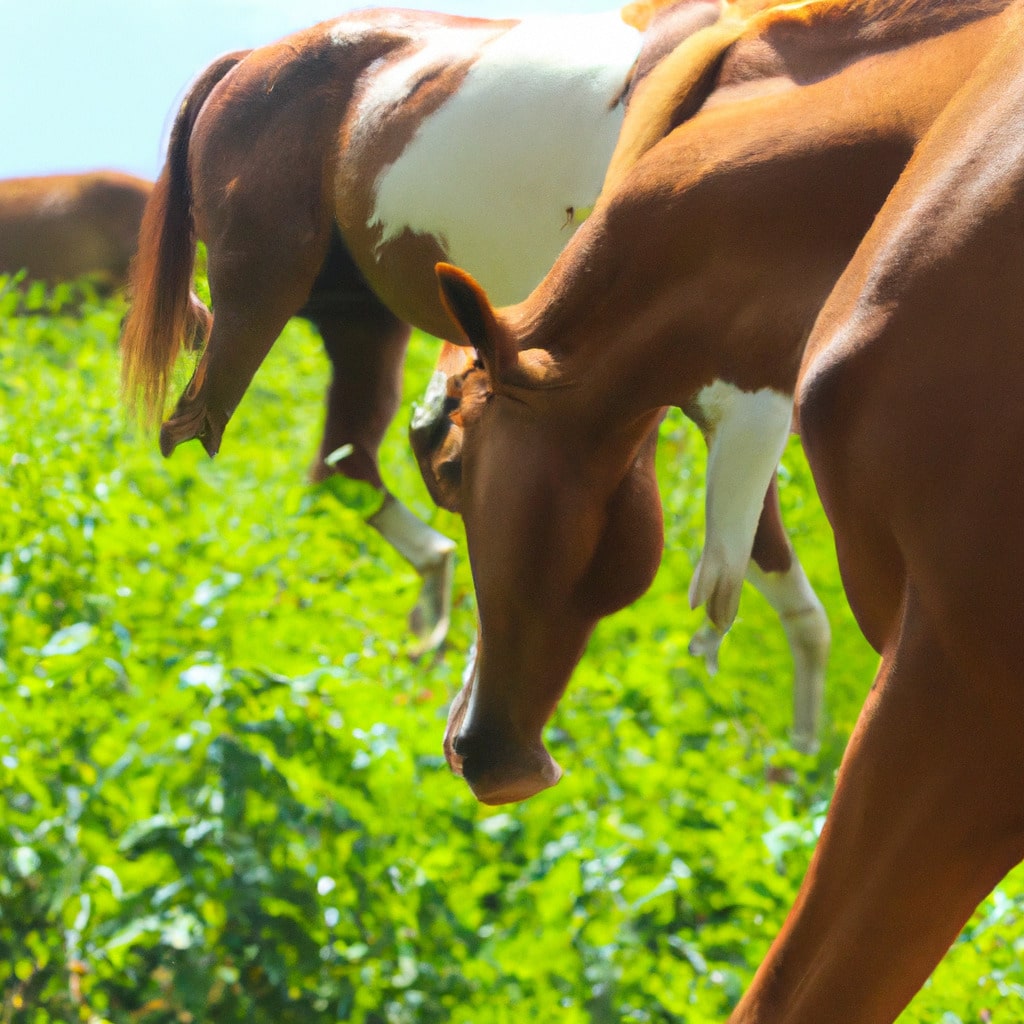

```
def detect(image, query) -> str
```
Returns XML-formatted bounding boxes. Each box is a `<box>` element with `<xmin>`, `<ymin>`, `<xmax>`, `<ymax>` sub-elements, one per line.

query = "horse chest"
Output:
<box><xmin>359</xmin><ymin>13</ymin><xmax>642</xmax><ymax>307</ymax></box>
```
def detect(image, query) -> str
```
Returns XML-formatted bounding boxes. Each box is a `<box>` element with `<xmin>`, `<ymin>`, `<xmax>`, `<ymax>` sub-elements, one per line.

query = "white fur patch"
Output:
<box><xmin>410</xmin><ymin>370</ymin><xmax>449</xmax><ymax>432</ymax></box>
<box><xmin>366</xmin><ymin>13</ymin><xmax>642</xmax><ymax>305</ymax></box>
<box><xmin>325</xmin><ymin>16</ymin><xmax>394</xmax><ymax>48</ymax></box>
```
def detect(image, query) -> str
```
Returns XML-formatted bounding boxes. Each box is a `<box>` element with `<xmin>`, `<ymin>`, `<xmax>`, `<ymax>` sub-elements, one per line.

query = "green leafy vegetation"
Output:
<box><xmin>2</xmin><ymin>275</ymin><xmax>1022</xmax><ymax>1022</ymax></box>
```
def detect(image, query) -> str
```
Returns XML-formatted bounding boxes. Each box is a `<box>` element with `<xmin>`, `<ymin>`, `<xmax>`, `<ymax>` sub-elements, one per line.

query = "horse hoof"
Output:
<box><xmin>688</xmin><ymin>621</ymin><xmax>723</xmax><ymax>674</ymax></box>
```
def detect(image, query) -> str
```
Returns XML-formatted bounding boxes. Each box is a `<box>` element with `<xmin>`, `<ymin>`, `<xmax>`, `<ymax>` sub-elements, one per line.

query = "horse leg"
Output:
<box><xmin>687</xmin><ymin>383</ymin><xmax>793</xmax><ymax>631</ymax></box>
<box><xmin>744</xmin><ymin>560</ymin><xmax>829</xmax><ymax>754</ymax></box>
<box><xmin>730</xmin><ymin>585</ymin><xmax>1024</xmax><ymax>1023</ymax></box>
<box><xmin>688</xmin><ymin>475</ymin><xmax>828</xmax><ymax>753</ymax></box>
<box><xmin>159</xmin><ymin>244</ymin><xmax>324</xmax><ymax>459</ymax></box>
<box><xmin>309</xmin><ymin>306</ymin><xmax>456</xmax><ymax>654</ymax></box>
<box><xmin>747</xmin><ymin>475</ymin><xmax>828</xmax><ymax>753</ymax></box>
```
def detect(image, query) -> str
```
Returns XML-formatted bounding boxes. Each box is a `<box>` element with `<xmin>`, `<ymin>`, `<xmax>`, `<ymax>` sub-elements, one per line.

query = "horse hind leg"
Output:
<box><xmin>310</xmin><ymin>303</ymin><xmax>456</xmax><ymax>655</ymax></box>
<box><xmin>689</xmin><ymin>475</ymin><xmax>830</xmax><ymax>754</ymax></box>
<box><xmin>160</xmin><ymin>243</ymin><xmax>325</xmax><ymax>460</ymax></box>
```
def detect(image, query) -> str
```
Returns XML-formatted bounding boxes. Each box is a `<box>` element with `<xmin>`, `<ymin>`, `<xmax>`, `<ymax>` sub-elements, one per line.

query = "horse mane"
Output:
<box><xmin>602</xmin><ymin>0</ymin><xmax>1010</xmax><ymax>194</ymax></box>
<box><xmin>621</xmin><ymin>0</ymin><xmax>700</xmax><ymax>31</ymax></box>
<box><xmin>761</xmin><ymin>0</ymin><xmax>1011</xmax><ymax>43</ymax></box>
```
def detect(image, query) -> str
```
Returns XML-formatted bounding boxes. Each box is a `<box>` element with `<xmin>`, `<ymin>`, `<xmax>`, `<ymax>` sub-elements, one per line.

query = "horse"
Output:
<box><xmin>428</xmin><ymin>0</ymin><xmax>1020</xmax><ymax>1016</ymax></box>
<box><xmin>0</xmin><ymin>171</ymin><xmax>152</xmax><ymax>290</ymax></box>
<box><xmin>119</xmin><ymin>6</ymin><xmax>647</xmax><ymax>655</ymax></box>
<box><xmin>741</xmin><ymin>10</ymin><xmax>1024</xmax><ymax>1020</ymax></box>
<box><xmin>120</xmin><ymin>0</ymin><xmax>827</xmax><ymax>678</ymax></box>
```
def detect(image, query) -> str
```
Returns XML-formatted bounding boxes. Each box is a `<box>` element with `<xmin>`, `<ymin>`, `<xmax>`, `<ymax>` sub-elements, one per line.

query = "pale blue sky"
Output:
<box><xmin>1</xmin><ymin>0</ymin><xmax>616</xmax><ymax>182</ymax></box>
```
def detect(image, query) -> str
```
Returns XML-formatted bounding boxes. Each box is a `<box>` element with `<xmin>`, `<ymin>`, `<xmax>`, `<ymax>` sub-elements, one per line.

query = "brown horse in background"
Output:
<box><xmin>429</xmin><ymin>0</ymin><xmax>1020</xmax><ymax>1015</ymax></box>
<box><xmin>0</xmin><ymin>171</ymin><xmax>151</xmax><ymax>290</ymax></box>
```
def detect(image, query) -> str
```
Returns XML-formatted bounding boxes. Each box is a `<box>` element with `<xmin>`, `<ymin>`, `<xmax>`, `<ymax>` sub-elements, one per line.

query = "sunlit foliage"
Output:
<box><xmin>1</xmin><ymin>276</ymin><xmax>1022</xmax><ymax>1022</ymax></box>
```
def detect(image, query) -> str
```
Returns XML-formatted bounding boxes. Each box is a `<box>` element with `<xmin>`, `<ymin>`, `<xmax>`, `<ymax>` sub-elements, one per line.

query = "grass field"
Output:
<box><xmin>1</xmin><ymin>277</ymin><xmax>1022</xmax><ymax>1022</ymax></box>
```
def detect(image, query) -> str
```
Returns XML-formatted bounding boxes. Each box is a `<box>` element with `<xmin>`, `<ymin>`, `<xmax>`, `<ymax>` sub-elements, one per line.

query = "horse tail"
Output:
<box><xmin>120</xmin><ymin>50</ymin><xmax>250</xmax><ymax>425</ymax></box>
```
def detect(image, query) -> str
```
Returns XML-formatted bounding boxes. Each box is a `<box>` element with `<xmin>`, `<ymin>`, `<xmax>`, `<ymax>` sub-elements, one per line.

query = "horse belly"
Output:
<box><xmin>368</xmin><ymin>13</ymin><xmax>641</xmax><ymax>308</ymax></box>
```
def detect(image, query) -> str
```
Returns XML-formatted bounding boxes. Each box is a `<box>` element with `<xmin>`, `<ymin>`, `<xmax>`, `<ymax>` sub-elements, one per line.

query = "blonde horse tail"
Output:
<box><xmin>120</xmin><ymin>50</ymin><xmax>249</xmax><ymax>425</ymax></box>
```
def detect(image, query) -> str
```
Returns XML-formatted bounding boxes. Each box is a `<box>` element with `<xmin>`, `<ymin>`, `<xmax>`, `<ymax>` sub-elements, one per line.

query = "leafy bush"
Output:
<box><xmin>1</xmin><ymin>275</ymin><xmax>1021</xmax><ymax>1022</ymax></box>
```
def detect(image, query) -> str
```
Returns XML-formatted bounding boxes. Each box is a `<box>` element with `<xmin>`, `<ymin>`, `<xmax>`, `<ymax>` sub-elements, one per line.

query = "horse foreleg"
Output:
<box><xmin>729</xmin><ymin>586</ymin><xmax>1024</xmax><ymax>1024</ymax></box>
<box><xmin>312</xmin><ymin>306</ymin><xmax>455</xmax><ymax>654</ymax></box>
<box><xmin>745</xmin><ymin>559</ymin><xmax>828</xmax><ymax>754</ymax></box>
<box><xmin>687</xmin><ymin>382</ymin><xmax>793</xmax><ymax>630</ymax></box>
<box><xmin>749</xmin><ymin>474</ymin><xmax>829</xmax><ymax>752</ymax></box>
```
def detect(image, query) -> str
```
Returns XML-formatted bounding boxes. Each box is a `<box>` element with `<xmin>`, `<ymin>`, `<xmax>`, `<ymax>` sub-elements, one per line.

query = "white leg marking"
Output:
<box><xmin>367</xmin><ymin>493</ymin><xmax>455</xmax><ymax>572</ymax></box>
<box><xmin>746</xmin><ymin>558</ymin><xmax>830</xmax><ymax>754</ymax></box>
<box><xmin>368</xmin><ymin>13</ymin><xmax>642</xmax><ymax>304</ymax></box>
<box><xmin>368</xmin><ymin>495</ymin><xmax>456</xmax><ymax>651</ymax></box>
<box><xmin>688</xmin><ymin>382</ymin><xmax>793</xmax><ymax>631</ymax></box>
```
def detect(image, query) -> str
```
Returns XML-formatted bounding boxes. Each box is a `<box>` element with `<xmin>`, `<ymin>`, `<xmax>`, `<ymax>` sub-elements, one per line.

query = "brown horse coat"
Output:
<box><xmin>123</xmin><ymin>3</ymin><xmax>803</xmax><ymax>659</ymax></box>
<box><xmin>0</xmin><ymin>171</ymin><xmax>151</xmax><ymax>289</ymax></box>
<box><xmin>433</xmin><ymin>0</ymin><xmax>1024</xmax><ymax>1018</ymax></box>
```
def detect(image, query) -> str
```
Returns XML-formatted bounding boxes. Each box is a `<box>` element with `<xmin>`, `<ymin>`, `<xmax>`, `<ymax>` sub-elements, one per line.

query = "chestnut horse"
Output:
<box><xmin>120</xmin><ymin>1</ymin><xmax>826</xmax><ymax>677</ymax></box>
<box><xmin>120</xmin><ymin>6</ymin><xmax>645</xmax><ymax>654</ymax></box>
<box><xmin>430</xmin><ymin>0</ymin><xmax>1020</xmax><ymax>1016</ymax></box>
<box><xmin>0</xmin><ymin>171</ymin><xmax>151</xmax><ymax>289</ymax></box>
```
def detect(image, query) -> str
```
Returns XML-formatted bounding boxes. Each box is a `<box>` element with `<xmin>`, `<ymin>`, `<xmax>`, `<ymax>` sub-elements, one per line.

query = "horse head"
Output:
<box><xmin>428</xmin><ymin>263</ymin><xmax>665</xmax><ymax>804</ymax></box>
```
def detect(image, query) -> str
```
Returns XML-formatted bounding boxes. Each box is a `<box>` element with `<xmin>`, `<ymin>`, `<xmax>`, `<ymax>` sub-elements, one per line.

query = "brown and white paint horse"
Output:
<box><xmin>0</xmin><ymin>171</ymin><xmax>152</xmax><ymax>289</ymax></box>
<box><xmin>431</xmin><ymin>0</ymin><xmax>1021</xmax><ymax>1016</ymax></box>
<box><xmin>120</xmin><ymin>6</ymin><xmax>645</xmax><ymax>653</ymax></box>
<box><xmin>121</xmin><ymin>1</ymin><xmax>828</xmax><ymax>682</ymax></box>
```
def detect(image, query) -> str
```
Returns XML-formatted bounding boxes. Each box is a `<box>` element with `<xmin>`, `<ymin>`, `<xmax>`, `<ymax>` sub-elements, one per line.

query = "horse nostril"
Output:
<box><xmin>452</xmin><ymin>731</ymin><xmax>488</xmax><ymax>782</ymax></box>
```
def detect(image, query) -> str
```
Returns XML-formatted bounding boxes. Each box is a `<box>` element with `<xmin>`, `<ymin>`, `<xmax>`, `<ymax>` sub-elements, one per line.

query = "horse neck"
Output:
<box><xmin>527</xmin><ymin>6</ymin><xmax>1009</xmax><ymax>431</ymax></box>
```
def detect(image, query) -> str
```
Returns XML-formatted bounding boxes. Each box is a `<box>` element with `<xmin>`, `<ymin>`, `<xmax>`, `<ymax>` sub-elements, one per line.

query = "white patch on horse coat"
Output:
<box><xmin>367</xmin><ymin>13</ymin><xmax>642</xmax><ymax>305</ymax></box>
<box><xmin>325</xmin><ymin>17</ymin><xmax>393</xmax><ymax>48</ymax></box>
<box><xmin>410</xmin><ymin>370</ymin><xmax>449</xmax><ymax>432</ymax></box>
<box><xmin>688</xmin><ymin>381</ymin><xmax>794</xmax><ymax>630</ymax></box>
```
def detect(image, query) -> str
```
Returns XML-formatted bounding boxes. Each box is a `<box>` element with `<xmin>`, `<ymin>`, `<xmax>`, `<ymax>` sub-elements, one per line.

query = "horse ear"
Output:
<box><xmin>436</xmin><ymin>263</ymin><xmax>518</xmax><ymax>379</ymax></box>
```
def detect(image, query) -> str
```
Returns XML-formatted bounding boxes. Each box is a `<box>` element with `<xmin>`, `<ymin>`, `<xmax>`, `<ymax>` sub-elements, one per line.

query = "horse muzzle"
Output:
<box><xmin>452</xmin><ymin>728</ymin><xmax>562</xmax><ymax>805</ymax></box>
<box><xmin>443</xmin><ymin>649</ymin><xmax>562</xmax><ymax>804</ymax></box>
